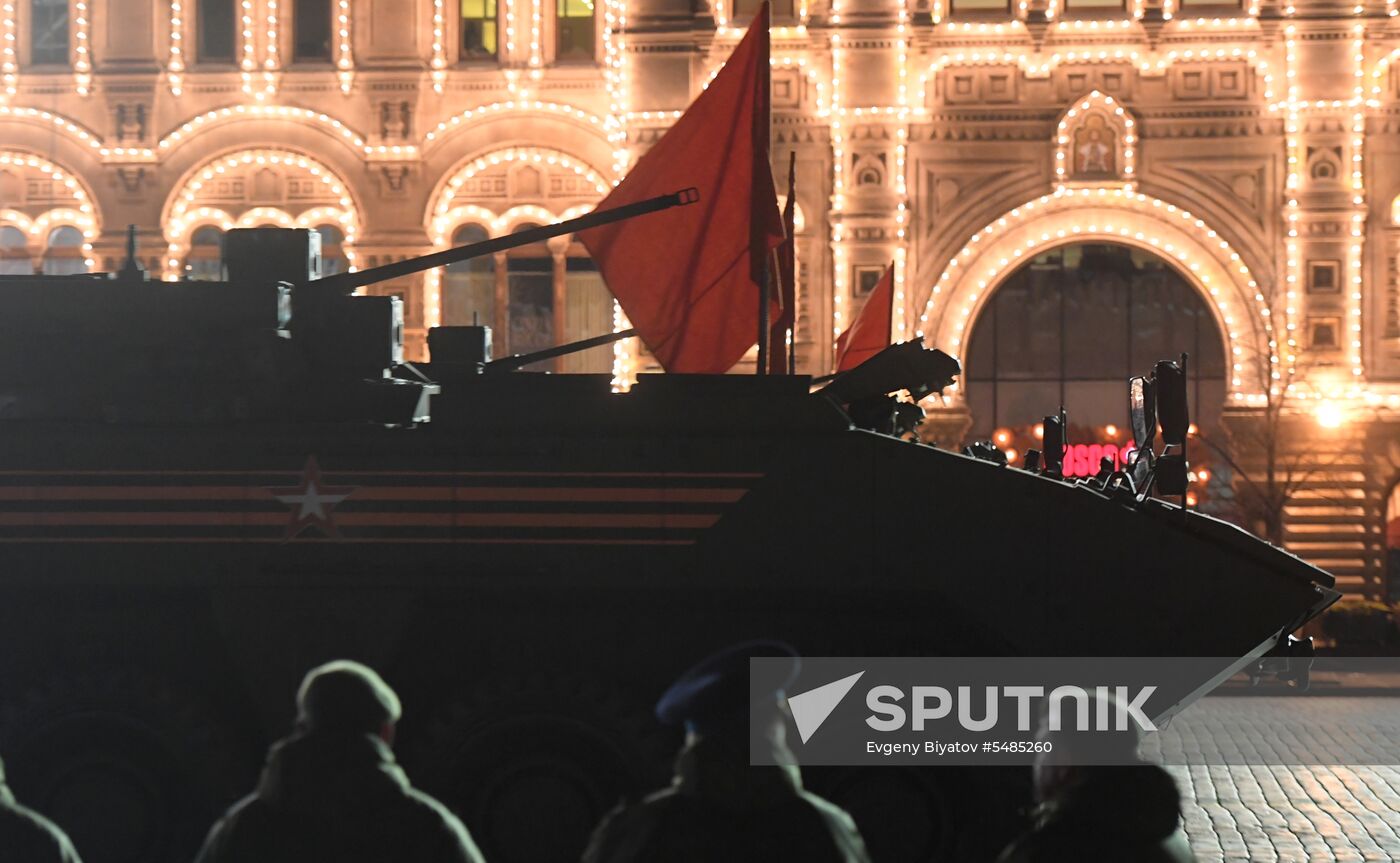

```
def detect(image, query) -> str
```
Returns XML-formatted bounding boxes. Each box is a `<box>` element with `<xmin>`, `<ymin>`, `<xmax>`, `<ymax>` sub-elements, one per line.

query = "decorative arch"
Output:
<box><xmin>0</xmin><ymin>105</ymin><xmax>107</xmax><ymax>154</ymax></box>
<box><xmin>422</xmin><ymin>101</ymin><xmax>610</xmax><ymax>150</ymax></box>
<box><xmin>156</xmin><ymin>104</ymin><xmax>374</xmax><ymax>155</ymax></box>
<box><xmin>918</xmin><ymin>188</ymin><xmax>1276</xmax><ymax>404</ymax></box>
<box><xmin>423</xmin><ymin>147</ymin><xmax>610</xmax><ymax>329</ymax></box>
<box><xmin>1054</xmin><ymin>91</ymin><xmax>1137</xmax><ymax>188</ymax></box>
<box><xmin>0</xmin><ymin>150</ymin><xmax>100</xmax><ymax>270</ymax></box>
<box><xmin>160</xmin><ymin>148</ymin><xmax>362</xmax><ymax>280</ymax></box>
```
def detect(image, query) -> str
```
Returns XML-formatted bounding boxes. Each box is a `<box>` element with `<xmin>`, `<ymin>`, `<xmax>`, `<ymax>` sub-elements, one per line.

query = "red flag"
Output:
<box><xmin>767</xmin><ymin>153</ymin><xmax>797</xmax><ymax>374</ymax></box>
<box><xmin>579</xmin><ymin>3</ymin><xmax>784</xmax><ymax>374</ymax></box>
<box><xmin>835</xmin><ymin>263</ymin><xmax>894</xmax><ymax>372</ymax></box>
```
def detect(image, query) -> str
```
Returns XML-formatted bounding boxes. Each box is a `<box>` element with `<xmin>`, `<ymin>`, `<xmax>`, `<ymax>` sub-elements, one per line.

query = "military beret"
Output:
<box><xmin>655</xmin><ymin>640</ymin><xmax>800</xmax><ymax>733</ymax></box>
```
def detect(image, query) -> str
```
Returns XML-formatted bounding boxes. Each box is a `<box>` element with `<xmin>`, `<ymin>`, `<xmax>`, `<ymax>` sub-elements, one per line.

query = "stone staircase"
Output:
<box><xmin>1280</xmin><ymin>445</ymin><xmax>1384</xmax><ymax>599</ymax></box>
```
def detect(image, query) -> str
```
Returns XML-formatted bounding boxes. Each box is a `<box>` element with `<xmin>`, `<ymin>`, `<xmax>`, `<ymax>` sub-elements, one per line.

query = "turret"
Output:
<box><xmin>0</xmin><ymin>190</ymin><xmax>698</xmax><ymax>426</ymax></box>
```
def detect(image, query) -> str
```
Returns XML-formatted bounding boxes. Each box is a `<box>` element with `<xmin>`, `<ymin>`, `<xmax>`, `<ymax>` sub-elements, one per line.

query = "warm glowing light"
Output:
<box><xmin>425</xmin><ymin>102</ymin><xmax>607</xmax><ymax>145</ymax></box>
<box><xmin>1104</xmin><ymin>424</ymin><xmax>1118</xmax><ymax>438</ymax></box>
<box><xmin>336</xmin><ymin>0</ymin><xmax>354</xmax><ymax>93</ymax></box>
<box><xmin>0</xmin><ymin>151</ymin><xmax>99</xmax><ymax>269</ymax></box>
<box><xmin>920</xmin><ymin>189</ymin><xmax>1273</xmax><ymax>403</ymax></box>
<box><xmin>1033</xmin><ymin>423</ymin><xmax>1044</xmax><ymax>440</ymax></box>
<box><xmin>167</xmin><ymin>0</ymin><xmax>185</xmax><ymax>94</ymax></box>
<box><xmin>431</xmin><ymin>0</ymin><xmax>447</xmax><ymax>92</ymax></box>
<box><xmin>1</xmin><ymin>1</ymin><xmax>17</xmax><ymax>99</ymax></box>
<box><xmin>73</xmin><ymin>0</ymin><xmax>92</xmax><ymax>95</ymax></box>
<box><xmin>164</xmin><ymin>149</ymin><xmax>359</xmax><ymax>280</ymax></box>
<box><xmin>426</xmin><ymin>148</ymin><xmax>609</xmax><ymax>332</ymax></box>
<box><xmin>1316</xmin><ymin>401</ymin><xmax>1345</xmax><ymax>429</ymax></box>
<box><xmin>1054</xmin><ymin>91</ymin><xmax>1136</xmax><ymax>190</ymax></box>
<box><xmin>1005</xmin><ymin>448</ymin><xmax>1019</xmax><ymax>464</ymax></box>
<box><xmin>156</xmin><ymin>105</ymin><xmax>385</xmax><ymax>156</ymax></box>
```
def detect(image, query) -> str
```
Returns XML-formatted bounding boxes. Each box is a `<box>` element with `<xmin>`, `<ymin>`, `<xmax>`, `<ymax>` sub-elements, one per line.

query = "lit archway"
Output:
<box><xmin>424</xmin><ymin>147</ymin><xmax>610</xmax><ymax>332</ymax></box>
<box><xmin>160</xmin><ymin>148</ymin><xmax>360</xmax><ymax>280</ymax></box>
<box><xmin>0</xmin><ymin>151</ymin><xmax>99</xmax><ymax>271</ymax></box>
<box><xmin>961</xmin><ymin>242</ymin><xmax>1228</xmax><ymax>443</ymax></box>
<box><xmin>918</xmin><ymin>188</ymin><xmax>1275</xmax><ymax>405</ymax></box>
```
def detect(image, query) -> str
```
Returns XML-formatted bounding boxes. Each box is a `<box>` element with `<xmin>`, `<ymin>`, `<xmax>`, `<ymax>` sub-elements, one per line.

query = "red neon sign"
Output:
<box><xmin>1060</xmin><ymin>443</ymin><xmax>1139</xmax><ymax>478</ymax></box>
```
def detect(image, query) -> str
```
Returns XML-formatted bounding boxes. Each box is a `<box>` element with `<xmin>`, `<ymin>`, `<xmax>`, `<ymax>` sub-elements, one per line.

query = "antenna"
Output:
<box><xmin>117</xmin><ymin>225</ymin><xmax>145</xmax><ymax>279</ymax></box>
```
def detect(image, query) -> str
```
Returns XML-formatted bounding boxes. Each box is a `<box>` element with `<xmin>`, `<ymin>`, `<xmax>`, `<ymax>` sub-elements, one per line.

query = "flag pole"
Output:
<box><xmin>785</xmin><ymin>151</ymin><xmax>797</xmax><ymax>374</ymax></box>
<box><xmin>757</xmin><ymin>256</ymin><xmax>771</xmax><ymax>375</ymax></box>
<box><xmin>754</xmin><ymin>2</ymin><xmax>774</xmax><ymax>376</ymax></box>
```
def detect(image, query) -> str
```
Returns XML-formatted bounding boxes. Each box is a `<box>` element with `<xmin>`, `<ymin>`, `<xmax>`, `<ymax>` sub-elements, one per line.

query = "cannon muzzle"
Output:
<box><xmin>303</xmin><ymin>188</ymin><xmax>700</xmax><ymax>296</ymax></box>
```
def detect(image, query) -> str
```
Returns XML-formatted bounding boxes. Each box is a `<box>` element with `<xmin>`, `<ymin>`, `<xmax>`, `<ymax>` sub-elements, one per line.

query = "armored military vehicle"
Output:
<box><xmin>0</xmin><ymin>196</ymin><xmax>1336</xmax><ymax>863</ymax></box>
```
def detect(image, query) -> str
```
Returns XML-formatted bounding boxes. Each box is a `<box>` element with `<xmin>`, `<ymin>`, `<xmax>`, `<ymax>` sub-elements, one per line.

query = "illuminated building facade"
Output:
<box><xmin>0</xmin><ymin>0</ymin><xmax>1398</xmax><ymax>595</ymax></box>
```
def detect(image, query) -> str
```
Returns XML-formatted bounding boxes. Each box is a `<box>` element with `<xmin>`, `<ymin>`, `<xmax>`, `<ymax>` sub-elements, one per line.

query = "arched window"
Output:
<box><xmin>963</xmin><ymin>243</ymin><xmax>1226</xmax><ymax>440</ymax></box>
<box><xmin>561</xmin><ymin>248</ymin><xmax>613</xmax><ymax>373</ymax></box>
<box><xmin>443</xmin><ymin>224</ymin><xmax>496</xmax><ymax>333</ymax></box>
<box><xmin>185</xmin><ymin>226</ymin><xmax>225</xmax><ymax>281</ymax></box>
<box><xmin>460</xmin><ymin>0</ymin><xmax>499</xmax><ymax>59</ymax></box>
<box><xmin>41</xmin><ymin>226</ymin><xmax>85</xmax><ymax>275</ymax></box>
<box><xmin>506</xmin><ymin>223</ymin><xmax>555</xmax><ymax>362</ymax></box>
<box><xmin>555</xmin><ymin>0</ymin><xmax>595</xmax><ymax>62</ymax></box>
<box><xmin>294</xmin><ymin>0</ymin><xmax>332</xmax><ymax>61</ymax></box>
<box><xmin>199</xmin><ymin>0</ymin><xmax>236</xmax><ymax>63</ymax></box>
<box><xmin>0</xmin><ymin>226</ymin><xmax>32</xmax><ymax>275</ymax></box>
<box><xmin>315</xmin><ymin>224</ymin><xmax>348</xmax><ymax>276</ymax></box>
<box><xmin>30</xmin><ymin>0</ymin><xmax>69</xmax><ymax>65</ymax></box>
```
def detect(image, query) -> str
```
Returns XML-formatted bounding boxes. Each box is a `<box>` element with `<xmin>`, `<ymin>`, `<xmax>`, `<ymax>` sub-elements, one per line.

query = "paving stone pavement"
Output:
<box><xmin>1163</xmin><ymin>698</ymin><xmax>1400</xmax><ymax>862</ymax></box>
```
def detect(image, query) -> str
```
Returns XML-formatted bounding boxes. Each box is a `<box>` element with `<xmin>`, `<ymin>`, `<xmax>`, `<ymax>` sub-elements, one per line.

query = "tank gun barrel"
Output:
<box><xmin>306</xmin><ymin>188</ymin><xmax>700</xmax><ymax>294</ymax></box>
<box><xmin>483</xmin><ymin>327</ymin><xmax>638</xmax><ymax>373</ymax></box>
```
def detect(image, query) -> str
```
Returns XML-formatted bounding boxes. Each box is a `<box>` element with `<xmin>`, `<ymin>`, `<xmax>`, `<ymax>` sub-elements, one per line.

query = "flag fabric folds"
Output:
<box><xmin>578</xmin><ymin>3</ymin><xmax>784</xmax><ymax>374</ymax></box>
<box><xmin>767</xmin><ymin>153</ymin><xmax>797</xmax><ymax>375</ymax></box>
<box><xmin>834</xmin><ymin>263</ymin><xmax>894</xmax><ymax>372</ymax></box>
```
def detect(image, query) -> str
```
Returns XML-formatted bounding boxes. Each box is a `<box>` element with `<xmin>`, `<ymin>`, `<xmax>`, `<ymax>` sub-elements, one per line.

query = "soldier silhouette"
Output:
<box><xmin>582</xmin><ymin>641</ymin><xmax>871</xmax><ymax>863</ymax></box>
<box><xmin>997</xmin><ymin>691</ymin><xmax>1195</xmax><ymax>863</ymax></box>
<box><xmin>195</xmin><ymin>660</ymin><xmax>485</xmax><ymax>863</ymax></box>
<box><xmin>0</xmin><ymin>753</ymin><xmax>83</xmax><ymax>863</ymax></box>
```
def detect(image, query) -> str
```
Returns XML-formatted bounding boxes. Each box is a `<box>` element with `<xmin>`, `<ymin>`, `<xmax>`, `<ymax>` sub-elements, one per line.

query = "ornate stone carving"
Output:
<box><xmin>115</xmin><ymin>167</ymin><xmax>146</xmax><ymax>195</ymax></box>
<box><xmin>379</xmin><ymin>101</ymin><xmax>412</xmax><ymax>141</ymax></box>
<box><xmin>114</xmin><ymin>103</ymin><xmax>147</xmax><ymax>143</ymax></box>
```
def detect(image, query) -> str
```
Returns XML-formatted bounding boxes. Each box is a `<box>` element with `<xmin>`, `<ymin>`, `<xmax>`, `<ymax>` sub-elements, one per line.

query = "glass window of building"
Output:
<box><xmin>555</xmin><ymin>0</ymin><xmax>595</xmax><ymax>62</ymax></box>
<box><xmin>0</xmin><ymin>226</ymin><xmax>32</xmax><ymax>275</ymax></box>
<box><xmin>316</xmin><ymin>224</ymin><xmax>348</xmax><ymax>276</ymax></box>
<box><xmin>562</xmin><ymin>252</ymin><xmax>613</xmax><ymax>373</ymax></box>
<box><xmin>199</xmin><ymin>0</ymin><xmax>236</xmax><ymax>63</ymax></box>
<box><xmin>41</xmin><ymin>226</ymin><xmax>84</xmax><ymax>275</ymax></box>
<box><xmin>506</xmin><ymin>224</ymin><xmax>555</xmax><ymax>365</ymax></box>
<box><xmin>460</xmin><ymin>0</ymin><xmax>498</xmax><ymax>59</ymax></box>
<box><xmin>294</xmin><ymin>0</ymin><xmax>333</xmax><ymax>61</ymax></box>
<box><xmin>443</xmin><ymin>224</ymin><xmax>496</xmax><ymax>333</ymax></box>
<box><xmin>30</xmin><ymin>0</ymin><xmax>69</xmax><ymax>65</ymax></box>
<box><xmin>185</xmin><ymin>226</ymin><xmax>224</xmax><ymax>281</ymax></box>
<box><xmin>963</xmin><ymin>243</ymin><xmax>1226</xmax><ymax>441</ymax></box>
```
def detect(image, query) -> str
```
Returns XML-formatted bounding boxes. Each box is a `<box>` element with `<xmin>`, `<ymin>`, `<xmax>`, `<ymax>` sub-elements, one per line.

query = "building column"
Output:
<box><xmin>550</xmin><ymin>236</ymin><xmax>571</xmax><ymax>372</ymax></box>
